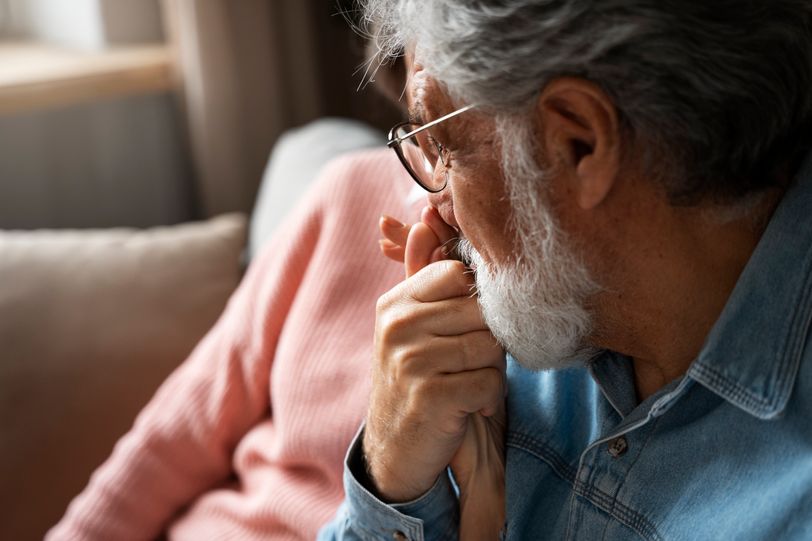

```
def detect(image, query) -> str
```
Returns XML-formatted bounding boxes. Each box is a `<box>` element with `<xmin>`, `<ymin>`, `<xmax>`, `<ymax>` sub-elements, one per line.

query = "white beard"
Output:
<box><xmin>459</xmin><ymin>236</ymin><xmax>596</xmax><ymax>370</ymax></box>
<box><xmin>456</xmin><ymin>234</ymin><xmax>598</xmax><ymax>371</ymax></box>
<box><xmin>454</xmin><ymin>112</ymin><xmax>600</xmax><ymax>370</ymax></box>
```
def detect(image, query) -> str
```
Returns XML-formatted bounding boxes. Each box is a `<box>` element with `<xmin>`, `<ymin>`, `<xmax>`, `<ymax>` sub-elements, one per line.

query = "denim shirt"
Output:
<box><xmin>319</xmin><ymin>153</ymin><xmax>812</xmax><ymax>541</ymax></box>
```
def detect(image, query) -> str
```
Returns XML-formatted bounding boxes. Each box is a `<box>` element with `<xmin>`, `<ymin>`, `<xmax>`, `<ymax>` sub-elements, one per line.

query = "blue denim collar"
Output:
<box><xmin>687</xmin><ymin>150</ymin><xmax>812</xmax><ymax>419</ymax></box>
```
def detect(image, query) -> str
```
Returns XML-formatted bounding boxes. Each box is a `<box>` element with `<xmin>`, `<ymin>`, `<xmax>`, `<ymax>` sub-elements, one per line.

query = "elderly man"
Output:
<box><xmin>321</xmin><ymin>1</ymin><xmax>812</xmax><ymax>539</ymax></box>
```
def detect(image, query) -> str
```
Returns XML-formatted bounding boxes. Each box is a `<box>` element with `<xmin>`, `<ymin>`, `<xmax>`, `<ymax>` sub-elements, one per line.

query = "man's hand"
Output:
<box><xmin>366</xmin><ymin>207</ymin><xmax>506</xmax><ymax>538</ymax></box>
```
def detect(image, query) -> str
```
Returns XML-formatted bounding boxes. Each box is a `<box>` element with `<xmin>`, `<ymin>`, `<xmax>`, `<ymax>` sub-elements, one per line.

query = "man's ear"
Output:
<box><xmin>535</xmin><ymin>77</ymin><xmax>621</xmax><ymax>210</ymax></box>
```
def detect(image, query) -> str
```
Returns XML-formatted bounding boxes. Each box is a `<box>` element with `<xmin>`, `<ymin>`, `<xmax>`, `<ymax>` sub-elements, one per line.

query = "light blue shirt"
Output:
<box><xmin>319</xmin><ymin>152</ymin><xmax>812</xmax><ymax>540</ymax></box>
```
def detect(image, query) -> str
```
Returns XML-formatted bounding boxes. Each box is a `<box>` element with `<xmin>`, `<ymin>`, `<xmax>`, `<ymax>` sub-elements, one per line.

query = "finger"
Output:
<box><xmin>422</xmin><ymin>206</ymin><xmax>458</xmax><ymax>249</ymax></box>
<box><xmin>405</xmin><ymin>222</ymin><xmax>441</xmax><ymax>278</ymax></box>
<box><xmin>406</xmin><ymin>259</ymin><xmax>476</xmax><ymax>303</ymax></box>
<box><xmin>430</xmin><ymin>245</ymin><xmax>447</xmax><ymax>264</ymax></box>
<box><xmin>437</xmin><ymin>367</ymin><xmax>506</xmax><ymax>416</ymax></box>
<box><xmin>408</xmin><ymin>296</ymin><xmax>488</xmax><ymax>337</ymax></box>
<box><xmin>401</xmin><ymin>330</ymin><xmax>504</xmax><ymax>376</ymax></box>
<box><xmin>380</xmin><ymin>215</ymin><xmax>411</xmax><ymax>248</ymax></box>
<box><xmin>379</xmin><ymin>239</ymin><xmax>405</xmax><ymax>263</ymax></box>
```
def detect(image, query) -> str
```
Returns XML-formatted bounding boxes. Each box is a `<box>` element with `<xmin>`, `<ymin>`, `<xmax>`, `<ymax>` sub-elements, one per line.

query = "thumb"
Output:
<box><xmin>405</xmin><ymin>222</ymin><xmax>441</xmax><ymax>278</ymax></box>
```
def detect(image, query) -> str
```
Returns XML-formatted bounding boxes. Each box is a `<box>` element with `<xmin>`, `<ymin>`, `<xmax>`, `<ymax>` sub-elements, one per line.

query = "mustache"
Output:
<box><xmin>448</xmin><ymin>236</ymin><xmax>482</xmax><ymax>282</ymax></box>
<box><xmin>448</xmin><ymin>237</ymin><xmax>481</xmax><ymax>300</ymax></box>
<box><xmin>445</xmin><ymin>236</ymin><xmax>471</xmax><ymax>267</ymax></box>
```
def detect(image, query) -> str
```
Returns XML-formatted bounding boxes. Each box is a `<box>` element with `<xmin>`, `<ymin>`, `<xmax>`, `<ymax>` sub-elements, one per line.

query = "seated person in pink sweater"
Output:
<box><xmin>47</xmin><ymin>146</ymin><xmax>428</xmax><ymax>540</ymax></box>
<box><xmin>44</xmin><ymin>29</ymin><xmax>438</xmax><ymax>539</ymax></box>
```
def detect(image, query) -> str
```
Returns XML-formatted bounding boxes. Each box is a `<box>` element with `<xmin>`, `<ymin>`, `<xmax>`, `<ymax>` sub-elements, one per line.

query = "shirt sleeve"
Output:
<box><xmin>318</xmin><ymin>427</ymin><xmax>460</xmax><ymax>541</ymax></box>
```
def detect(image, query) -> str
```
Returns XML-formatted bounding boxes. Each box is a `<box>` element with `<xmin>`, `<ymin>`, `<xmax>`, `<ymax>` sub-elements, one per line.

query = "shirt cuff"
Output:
<box><xmin>342</xmin><ymin>425</ymin><xmax>460</xmax><ymax>541</ymax></box>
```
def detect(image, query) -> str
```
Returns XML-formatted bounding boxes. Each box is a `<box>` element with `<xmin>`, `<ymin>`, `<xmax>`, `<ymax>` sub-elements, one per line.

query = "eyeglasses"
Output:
<box><xmin>387</xmin><ymin>104</ymin><xmax>476</xmax><ymax>192</ymax></box>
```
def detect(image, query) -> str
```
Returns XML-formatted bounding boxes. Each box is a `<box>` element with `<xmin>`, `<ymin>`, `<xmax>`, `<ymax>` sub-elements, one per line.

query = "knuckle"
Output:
<box><xmin>375</xmin><ymin>320</ymin><xmax>394</xmax><ymax>349</ymax></box>
<box><xmin>429</xmin><ymin>258</ymin><xmax>465</xmax><ymax>281</ymax></box>
<box><xmin>412</xmin><ymin>376</ymin><xmax>442</xmax><ymax>402</ymax></box>
<box><xmin>392</xmin><ymin>346</ymin><xmax>419</xmax><ymax>372</ymax></box>
<box><xmin>377</xmin><ymin>303</ymin><xmax>410</xmax><ymax>334</ymax></box>
<box><xmin>390</xmin><ymin>341</ymin><xmax>438</xmax><ymax>382</ymax></box>
<box><xmin>383</xmin><ymin>309</ymin><xmax>412</xmax><ymax>335</ymax></box>
<box><xmin>378</xmin><ymin>280</ymin><xmax>412</xmax><ymax>309</ymax></box>
<box><xmin>376</xmin><ymin>288</ymin><xmax>400</xmax><ymax>312</ymax></box>
<box><xmin>375</xmin><ymin>293</ymin><xmax>389</xmax><ymax>313</ymax></box>
<box><xmin>443</xmin><ymin>258</ymin><xmax>467</xmax><ymax>275</ymax></box>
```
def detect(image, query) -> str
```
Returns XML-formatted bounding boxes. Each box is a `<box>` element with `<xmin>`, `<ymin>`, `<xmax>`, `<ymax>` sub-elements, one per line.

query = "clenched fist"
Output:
<box><xmin>365</xmin><ymin>206</ymin><xmax>506</xmax><ymax>539</ymax></box>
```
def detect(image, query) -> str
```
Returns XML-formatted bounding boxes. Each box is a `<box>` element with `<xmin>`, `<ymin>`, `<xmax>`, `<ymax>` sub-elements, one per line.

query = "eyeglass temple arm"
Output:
<box><xmin>389</xmin><ymin>103</ymin><xmax>477</xmax><ymax>144</ymax></box>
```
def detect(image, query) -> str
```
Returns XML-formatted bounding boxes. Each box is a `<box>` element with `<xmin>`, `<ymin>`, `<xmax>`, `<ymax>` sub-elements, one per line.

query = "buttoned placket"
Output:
<box><xmin>564</xmin><ymin>375</ymin><xmax>694</xmax><ymax>540</ymax></box>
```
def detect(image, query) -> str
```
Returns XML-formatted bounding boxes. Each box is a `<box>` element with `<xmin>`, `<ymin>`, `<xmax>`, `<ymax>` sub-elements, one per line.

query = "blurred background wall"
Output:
<box><xmin>0</xmin><ymin>0</ymin><xmax>400</xmax><ymax>229</ymax></box>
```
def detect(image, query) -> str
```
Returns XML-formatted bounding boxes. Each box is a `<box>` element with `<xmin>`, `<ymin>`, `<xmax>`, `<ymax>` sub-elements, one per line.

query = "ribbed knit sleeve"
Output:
<box><xmin>47</xmin><ymin>149</ymin><xmax>418</xmax><ymax>541</ymax></box>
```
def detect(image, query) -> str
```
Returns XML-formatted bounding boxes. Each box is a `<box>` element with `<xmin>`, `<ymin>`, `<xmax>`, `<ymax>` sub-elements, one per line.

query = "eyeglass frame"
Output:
<box><xmin>387</xmin><ymin>103</ymin><xmax>477</xmax><ymax>193</ymax></box>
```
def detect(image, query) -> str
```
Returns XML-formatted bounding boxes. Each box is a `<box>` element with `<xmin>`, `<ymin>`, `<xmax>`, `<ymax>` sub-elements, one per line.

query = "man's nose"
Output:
<box><xmin>426</xmin><ymin>188</ymin><xmax>460</xmax><ymax>230</ymax></box>
<box><xmin>427</xmin><ymin>188</ymin><xmax>450</xmax><ymax>210</ymax></box>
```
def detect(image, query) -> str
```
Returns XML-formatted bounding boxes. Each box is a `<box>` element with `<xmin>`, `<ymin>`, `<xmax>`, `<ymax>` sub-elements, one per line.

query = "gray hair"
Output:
<box><xmin>362</xmin><ymin>0</ymin><xmax>812</xmax><ymax>205</ymax></box>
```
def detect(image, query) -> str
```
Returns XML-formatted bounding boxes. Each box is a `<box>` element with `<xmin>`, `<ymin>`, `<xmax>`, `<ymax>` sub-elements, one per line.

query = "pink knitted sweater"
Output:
<box><xmin>48</xmin><ymin>149</ymin><xmax>418</xmax><ymax>540</ymax></box>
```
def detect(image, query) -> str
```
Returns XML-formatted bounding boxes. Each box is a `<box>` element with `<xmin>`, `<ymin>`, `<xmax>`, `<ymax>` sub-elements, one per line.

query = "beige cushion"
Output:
<box><xmin>0</xmin><ymin>214</ymin><xmax>247</xmax><ymax>541</ymax></box>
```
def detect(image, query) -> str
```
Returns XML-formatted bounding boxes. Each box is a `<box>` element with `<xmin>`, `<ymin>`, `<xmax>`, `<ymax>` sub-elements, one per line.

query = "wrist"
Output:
<box><xmin>361</xmin><ymin>431</ymin><xmax>434</xmax><ymax>503</ymax></box>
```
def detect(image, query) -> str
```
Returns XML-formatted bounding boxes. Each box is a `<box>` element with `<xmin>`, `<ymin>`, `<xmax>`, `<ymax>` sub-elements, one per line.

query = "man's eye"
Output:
<box><xmin>427</xmin><ymin>134</ymin><xmax>445</xmax><ymax>153</ymax></box>
<box><xmin>428</xmin><ymin>135</ymin><xmax>450</xmax><ymax>164</ymax></box>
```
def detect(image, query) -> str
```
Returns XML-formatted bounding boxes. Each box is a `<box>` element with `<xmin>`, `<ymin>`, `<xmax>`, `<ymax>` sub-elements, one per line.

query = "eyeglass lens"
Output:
<box><xmin>394</xmin><ymin>124</ymin><xmax>446</xmax><ymax>191</ymax></box>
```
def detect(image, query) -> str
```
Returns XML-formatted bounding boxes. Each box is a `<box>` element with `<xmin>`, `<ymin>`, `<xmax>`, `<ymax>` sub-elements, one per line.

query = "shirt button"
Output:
<box><xmin>608</xmin><ymin>436</ymin><xmax>628</xmax><ymax>458</ymax></box>
<box><xmin>393</xmin><ymin>531</ymin><xmax>409</xmax><ymax>541</ymax></box>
